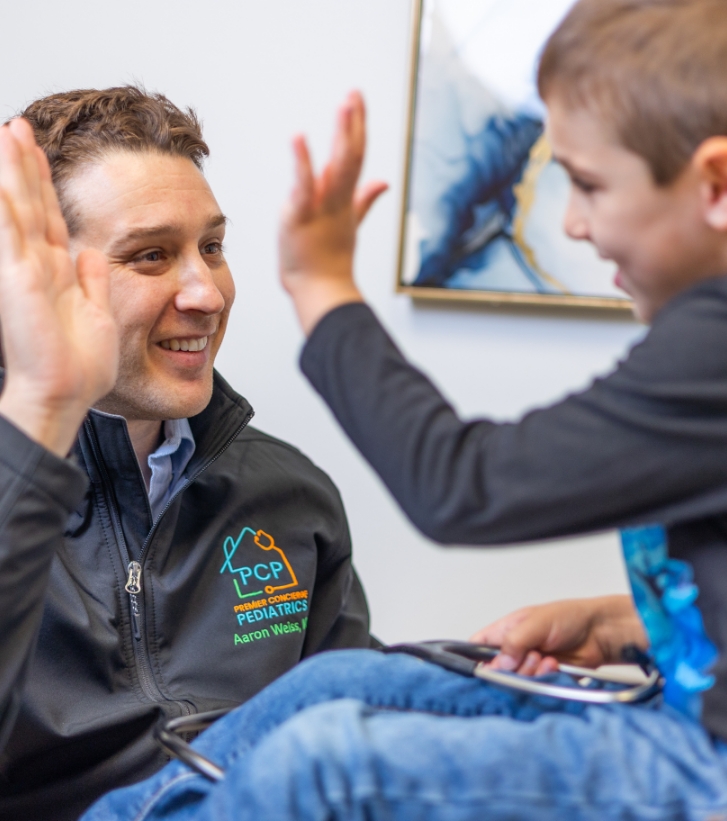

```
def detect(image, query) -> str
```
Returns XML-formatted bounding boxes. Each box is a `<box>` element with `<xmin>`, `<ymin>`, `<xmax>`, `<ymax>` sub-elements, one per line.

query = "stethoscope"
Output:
<box><xmin>155</xmin><ymin>640</ymin><xmax>663</xmax><ymax>783</ymax></box>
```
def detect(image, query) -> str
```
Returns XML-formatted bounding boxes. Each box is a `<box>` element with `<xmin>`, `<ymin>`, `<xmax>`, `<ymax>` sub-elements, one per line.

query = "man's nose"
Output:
<box><xmin>563</xmin><ymin>193</ymin><xmax>591</xmax><ymax>242</ymax></box>
<box><xmin>174</xmin><ymin>253</ymin><xmax>227</xmax><ymax>315</ymax></box>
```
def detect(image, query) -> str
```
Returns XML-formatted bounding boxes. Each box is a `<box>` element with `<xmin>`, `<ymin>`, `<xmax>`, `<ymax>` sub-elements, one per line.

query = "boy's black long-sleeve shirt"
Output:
<box><xmin>0</xmin><ymin>372</ymin><xmax>372</xmax><ymax>820</ymax></box>
<box><xmin>300</xmin><ymin>275</ymin><xmax>727</xmax><ymax>740</ymax></box>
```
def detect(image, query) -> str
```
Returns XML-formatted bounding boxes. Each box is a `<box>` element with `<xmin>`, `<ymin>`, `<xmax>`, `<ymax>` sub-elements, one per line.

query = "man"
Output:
<box><xmin>0</xmin><ymin>87</ymin><xmax>372</xmax><ymax>821</ymax></box>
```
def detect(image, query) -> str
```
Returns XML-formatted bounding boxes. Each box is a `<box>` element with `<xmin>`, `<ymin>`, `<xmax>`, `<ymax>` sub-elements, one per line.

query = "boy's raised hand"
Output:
<box><xmin>0</xmin><ymin>119</ymin><xmax>118</xmax><ymax>457</ymax></box>
<box><xmin>279</xmin><ymin>91</ymin><xmax>388</xmax><ymax>335</ymax></box>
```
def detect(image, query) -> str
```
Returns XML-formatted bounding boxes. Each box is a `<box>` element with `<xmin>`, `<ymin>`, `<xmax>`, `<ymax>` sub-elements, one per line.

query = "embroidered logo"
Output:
<box><xmin>220</xmin><ymin>527</ymin><xmax>308</xmax><ymax>646</ymax></box>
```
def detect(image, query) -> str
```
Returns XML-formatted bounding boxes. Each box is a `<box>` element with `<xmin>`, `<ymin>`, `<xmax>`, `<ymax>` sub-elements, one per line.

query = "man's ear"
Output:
<box><xmin>694</xmin><ymin>137</ymin><xmax>727</xmax><ymax>231</ymax></box>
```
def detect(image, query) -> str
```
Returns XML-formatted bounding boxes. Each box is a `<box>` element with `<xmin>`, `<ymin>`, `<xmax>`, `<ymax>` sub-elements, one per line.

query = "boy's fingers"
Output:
<box><xmin>470</xmin><ymin>624</ymin><xmax>502</xmax><ymax>647</ymax></box>
<box><xmin>290</xmin><ymin>135</ymin><xmax>316</xmax><ymax>221</ymax></box>
<box><xmin>470</xmin><ymin>615</ymin><xmax>513</xmax><ymax>647</ymax></box>
<box><xmin>354</xmin><ymin>180</ymin><xmax>389</xmax><ymax>225</ymax></box>
<box><xmin>495</xmin><ymin>613</ymin><xmax>553</xmax><ymax>671</ymax></box>
<box><xmin>323</xmin><ymin>93</ymin><xmax>366</xmax><ymax>209</ymax></box>
<box><xmin>535</xmin><ymin>656</ymin><xmax>559</xmax><ymax>676</ymax></box>
<box><xmin>516</xmin><ymin>651</ymin><xmax>543</xmax><ymax>676</ymax></box>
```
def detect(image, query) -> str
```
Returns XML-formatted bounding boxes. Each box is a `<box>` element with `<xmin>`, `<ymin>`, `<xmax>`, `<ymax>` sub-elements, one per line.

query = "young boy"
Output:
<box><xmin>79</xmin><ymin>0</ymin><xmax>727</xmax><ymax>817</ymax></box>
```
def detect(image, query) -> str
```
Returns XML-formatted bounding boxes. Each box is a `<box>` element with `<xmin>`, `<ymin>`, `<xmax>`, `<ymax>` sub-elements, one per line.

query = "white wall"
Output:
<box><xmin>0</xmin><ymin>0</ymin><xmax>644</xmax><ymax>643</ymax></box>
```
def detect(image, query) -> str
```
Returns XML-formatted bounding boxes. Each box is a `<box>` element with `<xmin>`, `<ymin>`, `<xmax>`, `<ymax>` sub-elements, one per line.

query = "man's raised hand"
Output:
<box><xmin>279</xmin><ymin>91</ymin><xmax>388</xmax><ymax>335</ymax></box>
<box><xmin>0</xmin><ymin>119</ymin><xmax>118</xmax><ymax>457</ymax></box>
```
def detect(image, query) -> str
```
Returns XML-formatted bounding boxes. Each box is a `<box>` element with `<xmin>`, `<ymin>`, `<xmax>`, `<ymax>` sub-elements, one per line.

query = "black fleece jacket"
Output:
<box><xmin>300</xmin><ymin>275</ymin><xmax>727</xmax><ymax>742</ymax></box>
<box><xmin>0</xmin><ymin>372</ymin><xmax>372</xmax><ymax>820</ymax></box>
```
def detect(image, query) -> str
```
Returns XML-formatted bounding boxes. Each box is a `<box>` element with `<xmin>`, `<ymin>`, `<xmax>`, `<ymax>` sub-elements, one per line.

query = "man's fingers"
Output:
<box><xmin>10</xmin><ymin>119</ymin><xmax>46</xmax><ymax>239</ymax></box>
<box><xmin>0</xmin><ymin>125</ymin><xmax>50</xmax><ymax>268</ymax></box>
<box><xmin>354</xmin><ymin>180</ymin><xmax>389</xmax><ymax>225</ymax></box>
<box><xmin>76</xmin><ymin>248</ymin><xmax>112</xmax><ymax>314</ymax></box>
<box><xmin>0</xmin><ymin>188</ymin><xmax>23</xmax><ymax>274</ymax></box>
<box><xmin>37</xmin><ymin>146</ymin><xmax>69</xmax><ymax>249</ymax></box>
<box><xmin>76</xmin><ymin>248</ymin><xmax>119</xmax><ymax>398</ymax></box>
<box><xmin>0</xmin><ymin>128</ymin><xmax>27</xmax><ymax>244</ymax></box>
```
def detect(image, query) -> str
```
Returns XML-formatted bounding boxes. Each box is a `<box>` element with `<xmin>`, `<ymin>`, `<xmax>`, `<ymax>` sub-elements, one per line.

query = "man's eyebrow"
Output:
<box><xmin>109</xmin><ymin>213</ymin><xmax>228</xmax><ymax>252</ymax></box>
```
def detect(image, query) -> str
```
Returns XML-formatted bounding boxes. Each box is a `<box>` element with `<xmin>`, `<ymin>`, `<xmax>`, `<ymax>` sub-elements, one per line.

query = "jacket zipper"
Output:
<box><xmin>85</xmin><ymin>421</ymin><xmax>160</xmax><ymax>701</ymax></box>
<box><xmin>125</xmin><ymin>561</ymin><xmax>143</xmax><ymax>640</ymax></box>
<box><xmin>84</xmin><ymin>408</ymin><xmax>254</xmax><ymax>706</ymax></box>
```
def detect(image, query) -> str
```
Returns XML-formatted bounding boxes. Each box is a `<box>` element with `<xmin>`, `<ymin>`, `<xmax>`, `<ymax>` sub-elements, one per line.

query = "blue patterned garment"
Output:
<box><xmin>620</xmin><ymin>525</ymin><xmax>718</xmax><ymax>719</ymax></box>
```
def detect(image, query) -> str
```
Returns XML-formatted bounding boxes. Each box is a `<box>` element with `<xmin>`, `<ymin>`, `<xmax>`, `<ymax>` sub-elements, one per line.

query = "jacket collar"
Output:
<box><xmin>1</xmin><ymin>367</ymin><xmax>254</xmax><ymax>480</ymax></box>
<box><xmin>186</xmin><ymin>371</ymin><xmax>255</xmax><ymax>475</ymax></box>
<box><xmin>77</xmin><ymin>372</ymin><xmax>253</xmax><ymax>556</ymax></box>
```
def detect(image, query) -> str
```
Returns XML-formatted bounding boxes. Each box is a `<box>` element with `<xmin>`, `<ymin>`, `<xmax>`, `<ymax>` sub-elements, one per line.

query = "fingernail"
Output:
<box><xmin>496</xmin><ymin>654</ymin><xmax>518</xmax><ymax>671</ymax></box>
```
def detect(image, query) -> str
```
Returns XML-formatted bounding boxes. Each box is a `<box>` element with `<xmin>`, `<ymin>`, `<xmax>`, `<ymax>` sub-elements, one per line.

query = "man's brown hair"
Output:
<box><xmin>538</xmin><ymin>0</ymin><xmax>727</xmax><ymax>185</ymax></box>
<box><xmin>18</xmin><ymin>85</ymin><xmax>209</xmax><ymax>233</ymax></box>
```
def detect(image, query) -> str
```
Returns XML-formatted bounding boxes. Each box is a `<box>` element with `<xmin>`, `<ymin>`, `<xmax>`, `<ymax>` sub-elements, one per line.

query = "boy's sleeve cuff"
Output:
<box><xmin>301</xmin><ymin>302</ymin><xmax>380</xmax><ymax>375</ymax></box>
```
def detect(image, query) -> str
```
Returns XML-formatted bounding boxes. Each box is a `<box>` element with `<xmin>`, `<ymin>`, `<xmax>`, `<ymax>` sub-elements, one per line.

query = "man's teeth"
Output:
<box><xmin>160</xmin><ymin>336</ymin><xmax>208</xmax><ymax>352</ymax></box>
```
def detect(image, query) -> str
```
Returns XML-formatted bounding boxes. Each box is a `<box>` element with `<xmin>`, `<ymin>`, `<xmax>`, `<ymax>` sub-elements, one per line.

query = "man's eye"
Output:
<box><xmin>203</xmin><ymin>242</ymin><xmax>224</xmax><ymax>255</ymax></box>
<box><xmin>134</xmin><ymin>250</ymin><xmax>164</xmax><ymax>263</ymax></box>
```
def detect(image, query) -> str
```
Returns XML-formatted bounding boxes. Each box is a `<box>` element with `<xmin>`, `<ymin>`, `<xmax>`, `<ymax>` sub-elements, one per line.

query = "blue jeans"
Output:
<box><xmin>83</xmin><ymin>649</ymin><xmax>727</xmax><ymax>820</ymax></box>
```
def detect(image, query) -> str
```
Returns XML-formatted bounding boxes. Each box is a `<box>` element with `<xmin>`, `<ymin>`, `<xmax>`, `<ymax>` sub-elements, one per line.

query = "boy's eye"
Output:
<box><xmin>572</xmin><ymin>177</ymin><xmax>598</xmax><ymax>194</ymax></box>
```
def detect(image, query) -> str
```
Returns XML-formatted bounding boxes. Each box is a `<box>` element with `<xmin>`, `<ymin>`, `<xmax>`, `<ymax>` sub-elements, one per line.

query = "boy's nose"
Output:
<box><xmin>563</xmin><ymin>198</ymin><xmax>591</xmax><ymax>242</ymax></box>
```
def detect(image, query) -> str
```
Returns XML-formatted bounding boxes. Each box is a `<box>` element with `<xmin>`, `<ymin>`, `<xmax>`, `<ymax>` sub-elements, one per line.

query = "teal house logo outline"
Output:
<box><xmin>220</xmin><ymin>527</ymin><xmax>299</xmax><ymax>599</ymax></box>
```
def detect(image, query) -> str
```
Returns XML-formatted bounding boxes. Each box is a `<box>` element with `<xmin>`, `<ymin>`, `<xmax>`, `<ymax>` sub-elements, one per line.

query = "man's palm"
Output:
<box><xmin>0</xmin><ymin>119</ymin><xmax>118</xmax><ymax>454</ymax></box>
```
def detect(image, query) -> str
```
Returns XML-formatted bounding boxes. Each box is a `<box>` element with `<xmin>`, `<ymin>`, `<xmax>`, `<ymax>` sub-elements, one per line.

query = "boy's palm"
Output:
<box><xmin>279</xmin><ymin>92</ymin><xmax>387</xmax><ymax>334</ymax></box>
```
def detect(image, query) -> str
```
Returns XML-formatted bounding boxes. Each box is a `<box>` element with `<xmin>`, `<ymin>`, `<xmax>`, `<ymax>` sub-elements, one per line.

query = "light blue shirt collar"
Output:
<box><xmin>147</xmin><ymin>418</ymin><xmax>196</xmax><ymax>520</ymax></box>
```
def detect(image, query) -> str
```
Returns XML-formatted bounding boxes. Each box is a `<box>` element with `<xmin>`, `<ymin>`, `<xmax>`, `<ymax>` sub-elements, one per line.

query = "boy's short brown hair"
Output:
<box><xmin>17</xmin><ymin>85</ymin><xmax>209</xmax><ymax>234</ymax></box>
<box><xmin>538</xmin><ymin>0</ymin><xmax>727</xmax><ymax>185</ymax></box>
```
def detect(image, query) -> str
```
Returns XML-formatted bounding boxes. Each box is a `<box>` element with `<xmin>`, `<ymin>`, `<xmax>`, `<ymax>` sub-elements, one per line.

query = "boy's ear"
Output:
<box><xmin>694</xmin><ymin>137</ymin><xmax>727</xmax><ymax>231</ymax></box>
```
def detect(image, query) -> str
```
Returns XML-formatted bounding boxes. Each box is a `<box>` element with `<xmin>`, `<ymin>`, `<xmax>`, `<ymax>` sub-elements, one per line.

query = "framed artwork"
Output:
<box><xmin>397</xmin><ymin>0</ymin><xmax>633</xmax><ymax>311</ymax></box>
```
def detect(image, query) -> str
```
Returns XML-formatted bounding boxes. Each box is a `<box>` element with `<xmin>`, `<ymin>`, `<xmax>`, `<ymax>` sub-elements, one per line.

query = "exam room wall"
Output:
<box><xmin>0</xmin><ymin>0</ymin><xmax>643</xmax><ymax>643</ymax></box>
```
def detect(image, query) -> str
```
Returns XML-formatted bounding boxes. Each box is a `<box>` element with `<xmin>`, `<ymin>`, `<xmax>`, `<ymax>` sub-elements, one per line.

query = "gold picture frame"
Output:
<box><xmin>395</xmin><ymin>0</ymin><xmax>633</xmax><ymax>313</ymax></box>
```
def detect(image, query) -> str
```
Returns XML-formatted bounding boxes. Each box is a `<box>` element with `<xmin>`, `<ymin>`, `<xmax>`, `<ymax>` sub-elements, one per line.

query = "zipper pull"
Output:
<box><xmin>125</xmin><ymin>562</ymin><xmax>143</xmax><ymax>641</ymax></box>
<box><xmin>125</xmin><ymin>561</ymin><xmax>142</xmax><ymax>595</ymax></box>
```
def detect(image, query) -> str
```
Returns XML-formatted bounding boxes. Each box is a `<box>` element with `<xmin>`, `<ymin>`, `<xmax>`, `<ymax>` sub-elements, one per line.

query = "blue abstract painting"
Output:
<box><xmin>399</xmin><ymin>0</ymin><xmax>631</xmax><ymax>308</ymax></box>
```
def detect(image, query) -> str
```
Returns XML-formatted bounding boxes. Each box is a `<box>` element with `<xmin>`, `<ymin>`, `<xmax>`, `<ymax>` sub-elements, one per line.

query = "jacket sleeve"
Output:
<box><xmin>299</xmin><ymin>280</ymin><xmax>727</xmax><ymax>545</ymax></box>
<box><xmin>0</xmin><ymin>414</ymin><xmax>87</xmax><ymax>751</ymax></box>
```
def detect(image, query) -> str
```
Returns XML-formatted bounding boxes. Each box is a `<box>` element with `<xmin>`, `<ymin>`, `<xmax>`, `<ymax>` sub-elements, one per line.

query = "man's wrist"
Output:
<box><xmin>0</xmin><ymin>387</ymin><xmax>88</xmax><ymax>457</ymax></box>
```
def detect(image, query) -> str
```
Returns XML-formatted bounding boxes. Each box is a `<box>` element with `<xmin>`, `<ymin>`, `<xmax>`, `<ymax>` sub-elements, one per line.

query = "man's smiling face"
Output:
<box><xmin>67</xmin><ymin>151</ymin><xmax>235</xmax><ymax>421</ymax></box>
